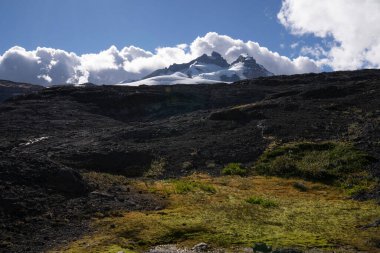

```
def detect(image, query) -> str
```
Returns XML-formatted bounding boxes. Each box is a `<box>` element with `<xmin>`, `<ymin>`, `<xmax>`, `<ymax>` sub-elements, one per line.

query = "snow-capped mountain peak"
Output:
<box><xmin>231</xmin><ymin>55</ymin><xmax>256</xmax><ymax>65</ymax></box>
<box><xmin>194</xmin><ymin>51</ymin><xmax>229</xmax><ymax>68</ymax></box>
<box><xmin>119</xmin><ymin>52</ymin><xmax>273</xmax><ymax>86</ymax></box>
<box><xmin>229</xmin><ymin>55</ymin><xmax>273</xmax><ymax>79</ymax></box>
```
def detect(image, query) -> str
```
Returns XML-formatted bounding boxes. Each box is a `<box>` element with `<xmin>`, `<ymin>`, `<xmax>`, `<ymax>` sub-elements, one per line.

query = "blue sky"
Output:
<box><xmin>0</xmin><ymin>0</ymin><xmax>379</xmax><ymax>85</ymax></box>
<box><xmin>1</xmin><ymin>0</ymin><xmax>309</xmax><ymax>57</ymax></box>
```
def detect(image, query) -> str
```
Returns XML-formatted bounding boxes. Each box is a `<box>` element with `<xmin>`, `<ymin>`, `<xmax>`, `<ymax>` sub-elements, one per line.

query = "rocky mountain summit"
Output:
<box><xmin>143</xmin><ymin>51</ymin><xmax>230</xmax><ymax>79</ymax></box>
<box><xmin>120</xmin><ymin>51</ymin><xmax>273</xmax><ymax>85</ymax></box>
<box><xmin>0</xmin><ymin>69</ymin><xmax>379</xmax><ymax>252</ymax></box>
<box><xmin>230</xmin><ymin>55</ymin><xmax>273</xmax><ymax>79</ymax></box>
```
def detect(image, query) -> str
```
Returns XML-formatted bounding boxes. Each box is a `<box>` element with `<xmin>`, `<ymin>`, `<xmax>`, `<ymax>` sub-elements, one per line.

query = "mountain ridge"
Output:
<box><xmin>0</xmin><ymin>80</ymin><xmax>44</xmax><ymax>102</ymax></box>
<box><xmin>120</xmin><ymin>51</ymin><xmax>273</xmax><ymax>85</ymax></box>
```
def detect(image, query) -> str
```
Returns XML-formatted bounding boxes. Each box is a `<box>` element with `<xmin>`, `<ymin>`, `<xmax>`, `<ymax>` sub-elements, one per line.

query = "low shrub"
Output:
<box><xmin>173</xmin><ymin>180</ymin><xmax>196</xmax><ymax>194</ymax></box>
<box><xmin>339</xmin><ymin>172</ymin><xmax>378</xmax><ymax>196</ymax></box>
<box><xmin>222</xmin><ymin>163</ymin><xmax>247</xmax><ymax>176</ymax></box>
<box><xmin>254</xmin><ymin>141</ymin><xmax>373</xmax><ymax>184</ymax></box>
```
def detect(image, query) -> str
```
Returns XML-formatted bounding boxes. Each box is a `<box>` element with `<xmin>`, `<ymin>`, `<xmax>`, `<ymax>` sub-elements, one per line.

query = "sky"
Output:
<box><xmin>0</xmin><ymin>0</ymin><xmax>379</xmax><ymax>86</ymax></box>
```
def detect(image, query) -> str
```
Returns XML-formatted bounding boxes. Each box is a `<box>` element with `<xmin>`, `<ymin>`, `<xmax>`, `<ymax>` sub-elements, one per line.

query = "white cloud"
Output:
<box><xmin>0</xmin><ymin>32</ymin><xmax>319</xmax><ymax>86</ymax></box>
<box><xmin>290</xmin><ymin>42</ymin><xmax>299</xmax><ymax>49</ymax></box>
<box><xmin>278</xmin><ymin>0</ymin><xmax>380</xmax><ymax>70</ymax></box>
<box><xmin>0</xmin><ymin>46</ymin><xmax>84</xmax><ymax>85</ymax></box>
<box><xmin>300</xmin><ymin>45</ymin><xmax>328</xmax><ymax>60</ymax></box>
<box><xmin>189</xmin><ymin>32</ymin><xmax>319</xmax><ymax>75</ymax></box>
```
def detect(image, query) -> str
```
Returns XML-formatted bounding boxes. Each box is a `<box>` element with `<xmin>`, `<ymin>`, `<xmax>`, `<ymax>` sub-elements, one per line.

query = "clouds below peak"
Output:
<box><xmin>190</xmin><ymin>32</ymin><xmax>320</xmax><ymax>75</ymax></box>
<box><xmin>0</xmin><ymin>32</ymin><xmax>319</xmax><ymax>86</ymax></box>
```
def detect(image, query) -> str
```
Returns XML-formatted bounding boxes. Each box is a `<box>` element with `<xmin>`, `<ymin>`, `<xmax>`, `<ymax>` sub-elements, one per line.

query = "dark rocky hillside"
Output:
<box><xmin>0</xmin><ymin>69</ymin><xmax>380</xmax><ymax>252</ymax></box>
<box><xmin>0</xmin><ymin>80</ymin><xmax>43</xmax><ymax>102</ymax></box>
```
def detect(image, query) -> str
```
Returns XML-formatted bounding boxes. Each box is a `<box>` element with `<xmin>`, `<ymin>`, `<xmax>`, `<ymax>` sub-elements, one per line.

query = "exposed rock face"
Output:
<box><xmin>0</xmin><ymin>80</ymin><xmax>43</xmax><ymax>102</ymax></box>
<box><xmin>0</xmin><ymin>69</ymin><xmax>380</xmax><ymax>252</ymax></box>
<box><xmin>1</xmin><ymin>70</ymin><xmax>379</xmax><ymax>177</ymax></box>
<box><xmin>143</xmin><ymin>51</ymin><xmax>230</xmax><ymax>79</ymax></box>
<box><xmin>230</xmin><ymin>55</ymin><xmax>273</xmax><ymax>79</ymax></box>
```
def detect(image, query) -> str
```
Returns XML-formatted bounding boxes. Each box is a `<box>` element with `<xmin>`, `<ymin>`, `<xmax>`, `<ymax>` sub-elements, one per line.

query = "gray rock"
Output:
<box><xmin>192</xmin><ymin>242</ymin><xmax>209</xmax><ymax>252</ymax></box>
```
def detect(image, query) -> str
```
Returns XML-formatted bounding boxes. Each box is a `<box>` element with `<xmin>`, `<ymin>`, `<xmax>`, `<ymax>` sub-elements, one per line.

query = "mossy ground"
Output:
<box><xmin>221</xmin><ymin>163</ymin><xmax>248</xmax><ymax>176</ymax></box>
<box><xmin>52</xmin><ymin>174</ymin><xmax>380</xmax><ymax>253</ymax></box>
<box><xmin>253</xmin><ymin>141</ymin><xmax>378</xmax><ymax>196</ymax></box>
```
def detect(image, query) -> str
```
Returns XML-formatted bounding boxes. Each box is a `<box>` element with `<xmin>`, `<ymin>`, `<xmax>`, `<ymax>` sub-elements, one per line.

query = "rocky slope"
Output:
<box><xmin>0</xmin><ymin>80</ymin><xmax>43</xmax><ymax>102</ymax></box>
<box><xmin>0</xmin><ymin>69</ymin><xmax>379</xmax><ymax>252</ymax></box>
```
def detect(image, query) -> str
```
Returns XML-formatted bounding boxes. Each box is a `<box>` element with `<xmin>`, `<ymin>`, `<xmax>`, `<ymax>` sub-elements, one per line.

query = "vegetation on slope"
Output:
<box><xmin>253</xmin><ymin>141</ymin><xmax>378</xmax><ymax>196</ymax></box>
<box><xmin>221</xmin><ymin>163</ymin><xmax>248</xmax><ymax>176</ymax></box>
<box><xmin>54</xmin><ymin>173</ymin><xmax>380</xmax><ymax>253</ymax></box>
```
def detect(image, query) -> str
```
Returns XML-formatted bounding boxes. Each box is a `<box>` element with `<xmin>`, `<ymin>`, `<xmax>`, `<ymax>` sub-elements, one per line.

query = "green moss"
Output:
<box><xmin>245</xmin><ymin>196</ymin><xmax>278</xmax><ymax>208</ymax></box>
<box><xmin>171</xmin><ymin>179</ymin><xmax>217</xmax><ymax>194</ymax></box>
<box><xmin>157</xmin><ymin>225</ymin><xmax>210</xmax><ymax>244</ymax></box>
<box><xmin>346</xmin><ymin>185</ymin><xmax>369</xmax><ymax>196</ymax></box>
<box><xmin>340</xmin><ymin>172</ymin><xmax>379</xmax><ymax>196</ymax></box>
<box><xmin>254</xmin><ymin>141</ymin><xmax>373</xmax><ymax>184</ymax></box>
<box><xmin>222</xmin><ymin>163</ymin><xmax>247</xmax><ymax>176</ymax></box>
<box><xmin>100</xmin><ymin>245</ymin><xmax>136</xmax><ymax>253</ymax></box>
<box><xmin>197</xmin><ymin>183</ymin><xmax>217</xmax><ymax>193</ymax></box>
<box><xmin>172</xmin><ymin>180</ymin><xmax>196</xmax><ymax>193</ymax></box>
<box><xmin>57</xmin><ymin>175</ymin><xmax>380</xmax><ymax>253</ymax></box>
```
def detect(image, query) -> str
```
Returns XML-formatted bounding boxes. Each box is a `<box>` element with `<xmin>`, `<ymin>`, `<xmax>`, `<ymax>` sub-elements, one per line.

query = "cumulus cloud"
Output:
<box><xmin>189</xmin><ymin>32</ymin><xmax>319</xmax><ymax>75</ymax></box>
<box><xmin>0</xmin><ymin>32</ymin><xmax>319</xmax><ymax>86</ymax></box>
<box><xmin>300</xmin><ymin>45</ymin><xmax>328</xmax><ymax>60</ymax></box>
<box><xmin>0</xmin><ymin>46</ymin><xmax>85</xmax><ymax>85</ymax></box>
<box><xmin>278</xmin><ymin>0</ymin><xmax>380</xmax><ymax>70</ymax></box>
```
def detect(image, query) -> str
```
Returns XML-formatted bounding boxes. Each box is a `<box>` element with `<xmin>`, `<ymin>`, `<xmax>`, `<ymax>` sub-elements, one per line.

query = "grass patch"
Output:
<box><xmin>292</xmin><ymin>182</ymin><xmax>308</xmax><ymax>192</ymax></box>
<box><xmin>221</xmin><ymin>163</ymin><xmax>247</xmax><ymax>176</ymax></box>
<box><xmin>245</xmin><ymin>196</ymin><xmax>278</xmax><ymax>208</ymax></box>
<box><xmin>253</xmin><ymin>141</ymin><xmax>377</xmax><ymax>194</ymax></box>
<box><xmin>56</xmin><ymin>174</ymin><xmax>380</xmax><ymax>253</ymax></box>
<box><xmin>171</xmin><ymin>179</ymin><xmax>217</xmax><ymax>194</ymax></box>
<box><xmin>157</xmin><ymin>225</ymin><xmax>210</xmax><ymax>244</ymax></box>
<box><xmin>82</xmin><ymin>171</ymin><xmax>130</xmax><ymax>190</ymax></box>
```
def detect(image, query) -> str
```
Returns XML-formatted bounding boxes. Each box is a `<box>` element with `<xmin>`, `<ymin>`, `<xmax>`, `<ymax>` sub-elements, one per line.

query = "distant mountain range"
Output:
<box><xmin>0</xmin><ymin>53</ymin><xmax>273</xmax><ymax>97</ymax></box>
<box><xmin>119</xmin><ymin>51</ymin><xmax>273</xmax><ymax>86</ymax></box>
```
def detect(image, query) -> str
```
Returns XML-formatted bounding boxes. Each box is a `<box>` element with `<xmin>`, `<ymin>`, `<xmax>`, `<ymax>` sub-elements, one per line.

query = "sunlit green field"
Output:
<box><xmin>52</xmin><ymin>173</ymin><xmax>380</xmax><ymax>253</ymax></box>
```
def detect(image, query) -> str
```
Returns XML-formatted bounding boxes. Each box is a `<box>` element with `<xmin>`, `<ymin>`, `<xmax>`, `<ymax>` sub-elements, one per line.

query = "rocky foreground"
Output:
<box><xmin>0</xmin><ymin>69</ymin><xmax>380</xmax><ymax>252</ymax></box>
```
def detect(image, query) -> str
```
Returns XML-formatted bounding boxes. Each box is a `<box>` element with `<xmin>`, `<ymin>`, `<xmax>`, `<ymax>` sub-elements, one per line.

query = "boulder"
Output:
<box><xmin>253</xmin><ymin>242</ymin><xmax>272</xmax><ymax>253</ymax></box>
<box><xmin>192</xmin><ymin>242</ymin><xmax>209</xmax><ymax>252</ymax></box>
